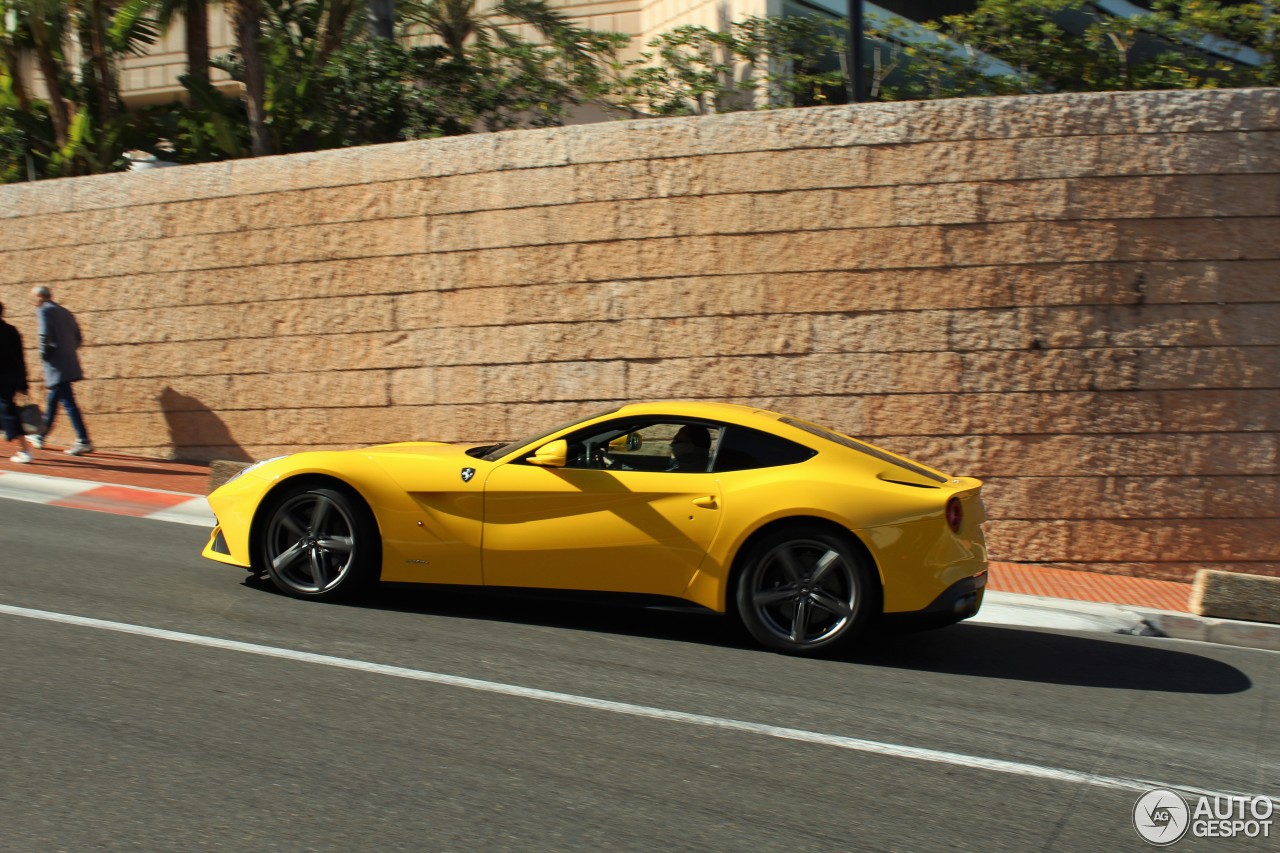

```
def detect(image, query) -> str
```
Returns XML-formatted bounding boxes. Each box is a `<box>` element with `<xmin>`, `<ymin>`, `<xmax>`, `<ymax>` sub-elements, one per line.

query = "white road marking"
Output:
<box><xmin>2</xmin><ymin>602</ymin><xmax>1274</xmax><ymax>805</ymax></box>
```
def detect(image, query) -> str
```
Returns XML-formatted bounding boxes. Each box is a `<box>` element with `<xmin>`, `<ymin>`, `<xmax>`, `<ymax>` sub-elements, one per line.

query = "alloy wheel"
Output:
<box><xmin>747</xmin><ymin>537</ymin><xmax>859</xmax><ymax>648</ymax></box>
<box><xmin>264</xmin><ymin>491</ymin><xmax>358</xmax><ymax>595</ymax></box>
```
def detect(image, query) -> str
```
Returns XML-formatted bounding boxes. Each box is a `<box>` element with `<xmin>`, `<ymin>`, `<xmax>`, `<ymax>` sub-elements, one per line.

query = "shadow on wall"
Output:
<box><xmin>158</xmin><ymin>387</ymin><xmax>252</xmax><ymax>463</ymax></box>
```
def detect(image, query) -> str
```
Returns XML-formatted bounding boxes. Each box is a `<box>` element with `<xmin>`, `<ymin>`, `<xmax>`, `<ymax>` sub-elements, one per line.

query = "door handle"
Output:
<box><xmin>692</xmin><ymin>496</ymin><xmax>718</xmax><ymax>509</ymax></box>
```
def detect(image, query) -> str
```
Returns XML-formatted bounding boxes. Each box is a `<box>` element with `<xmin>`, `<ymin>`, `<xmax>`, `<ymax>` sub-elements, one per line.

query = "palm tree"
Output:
<box><xmin>12</xmin><ymin>0</ymin><xmax>73</xmax><ymax>149</ymax></box>
<box><xmin>226</xmin><ymin>0</ymin><xmax>269</xmax><ymax>154</ymax></box>
<box><xmin>400</xmin><ymin>0</ymin><xmax>598</xmax><ymax>64</ymax></box>
<box><xmin>1</xmin><ymin>1</ymin><xmax>33</xmax><ymax>110</ymax></box>
<box><xmin>150</xmin><ymin>0</ymin><xmax>212</xmax><ymax>85</ymax></box>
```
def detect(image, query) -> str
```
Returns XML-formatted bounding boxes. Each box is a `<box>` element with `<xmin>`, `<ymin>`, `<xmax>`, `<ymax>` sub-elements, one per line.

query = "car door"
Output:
<box><xmin>480</xmin><ymin>420</ymin><xmax>724</xmax><ymax>597</ymax></box>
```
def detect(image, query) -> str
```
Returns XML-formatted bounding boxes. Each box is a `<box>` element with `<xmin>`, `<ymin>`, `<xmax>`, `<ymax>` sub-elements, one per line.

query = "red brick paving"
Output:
<box><xmin>0</xmin><ymin>447</ymin><xmax>210</xmax><ymax>494</ymax></box>
<box><xmin>989</xmin><ymin>561</ymin><xmax>1192</xmax><ymax>613</ymax></box>
<box><xmin>2</xmin><ymin>447</ymin><xmax>1196</xmax><ymax>613</ymax></box>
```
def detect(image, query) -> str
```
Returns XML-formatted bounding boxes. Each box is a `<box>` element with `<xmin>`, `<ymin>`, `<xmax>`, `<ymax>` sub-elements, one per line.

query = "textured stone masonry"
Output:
<box><xmin>1</xmin><ymin>88</ymin><xmax>1277</xmax><ymax>582</ymax></box>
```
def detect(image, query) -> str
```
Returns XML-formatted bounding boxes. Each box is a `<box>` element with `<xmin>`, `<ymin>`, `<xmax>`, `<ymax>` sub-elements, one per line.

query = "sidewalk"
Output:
<box><xmin>2</xmin><ymin>445</ymin><xmax>1276</xmax><ymax>652</ymax></box>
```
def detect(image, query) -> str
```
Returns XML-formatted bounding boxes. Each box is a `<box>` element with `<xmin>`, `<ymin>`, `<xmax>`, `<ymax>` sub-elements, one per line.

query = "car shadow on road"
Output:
<box><xmin>857</xmin><ymin>623</ymin><xmax>1252</xmax><ymax>694</ymax></box>
<box><xmin>274</xmin><ymin>580</ymin><xmax>1253</xmax><ymax>696</ymax></box>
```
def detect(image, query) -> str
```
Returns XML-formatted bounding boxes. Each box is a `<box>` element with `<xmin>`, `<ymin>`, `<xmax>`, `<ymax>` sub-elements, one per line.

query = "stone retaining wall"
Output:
<box><xmin>2</xmin><ymin>88</ymin><xmax>1277</xmax><ymax>581</ymax></box>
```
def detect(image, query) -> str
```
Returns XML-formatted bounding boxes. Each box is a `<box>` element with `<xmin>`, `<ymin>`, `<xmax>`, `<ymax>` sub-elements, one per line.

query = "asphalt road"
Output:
<box><xmin>2</xmin><ymin>500</ymin><xmax>1276</xmax><ymax>852</ymax></box>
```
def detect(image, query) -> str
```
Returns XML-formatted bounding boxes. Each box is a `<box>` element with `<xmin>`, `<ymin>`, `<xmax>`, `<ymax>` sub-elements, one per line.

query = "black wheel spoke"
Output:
<box><xmin>308</xmin><ymin>548</ymin><xmax>329</xmax><ymax>587</ymax></box>
<box><xmin>309</xmin><ymin>496</ymin><xmax>333</xmax><ymax>531</ymax></box>
<box><xmin>317</xmin><ymin>535</ymin><xmax>353</xmax><ymax>554</ymax></box>
<box><xmin>754</xmin><ymin>587</ymin><xmax>798</xmax><ymax>608</ymax></box>
<box><xmin>810</xmin><ymin>589</ymin><xmax>853</xmax><ymax>619</ymax></box>
<box><xmin>776</xmin><ymin>546</ymin><xmax>805</xmax><ymax>584</ymax></box>
<box><xmin>271</xmin><ymin>540</ymin><xmax>307</xmax><ymax>573</ymax></box>
<box><xmin>809</xmin><ymin>549</ymin><xmax>841</xmax><ymax>584</ymax></box>
<box><xmin>279</xmin><ymin>512</ymin><xmax>307</xmax><ymax>539</ymax></box>
<box><xmin>790</xmin><ymin>597</ymin><xmax>812</xmax><ymax>642</ymax></box>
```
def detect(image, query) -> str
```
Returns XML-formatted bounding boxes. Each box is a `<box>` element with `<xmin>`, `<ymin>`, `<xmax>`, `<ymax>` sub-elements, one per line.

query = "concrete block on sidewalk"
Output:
<box><xmin>1190</xmin><ymin>570</ymin><xmax>1280</xmax><ymax>625</ymax></box>
<box><xmin>209</xmin><ymin>460</ymin><xmax>250</xmax><ymax>493</ymax></box>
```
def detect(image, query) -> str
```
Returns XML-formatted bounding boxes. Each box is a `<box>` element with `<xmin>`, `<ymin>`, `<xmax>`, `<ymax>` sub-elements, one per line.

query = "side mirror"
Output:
<box><xmin>527</xmin><ymin>439</ymin><xmax>568</xmax><ymax>468</ymax></box>
<box><xmin>609</xmin><ymin>432</ymin><xmax>643</xmax><ymax>452</ymax></box>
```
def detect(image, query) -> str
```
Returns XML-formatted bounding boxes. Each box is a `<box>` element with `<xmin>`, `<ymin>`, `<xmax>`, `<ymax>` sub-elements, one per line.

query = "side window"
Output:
<box><xmin>560</xmin><ymin>420</ymin><xmax>721</xmax><ymax>473</ymax></box>
<box><xmin>712</xmin><ymin>426</ymin><xmax>816</xmax><ymax>472</ymax></box>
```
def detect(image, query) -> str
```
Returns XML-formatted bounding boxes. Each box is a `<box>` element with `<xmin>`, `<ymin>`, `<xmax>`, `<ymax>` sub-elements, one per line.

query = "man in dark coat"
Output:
<box><xmin>0</xmin><ymin>300</ymin><xmax>34</xmax><ymax>463</ymax></box>
<box><xmin>29</xmin><ymin>286</ymin><xmax>92</xmax><ymax>455</ymax></box>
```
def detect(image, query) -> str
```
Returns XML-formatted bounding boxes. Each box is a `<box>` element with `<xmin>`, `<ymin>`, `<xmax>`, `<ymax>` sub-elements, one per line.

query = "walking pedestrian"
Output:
<box><xmin>29</xmin><ymin>286</ymin><xmax>92</xmax><ymax>456</ymax></box>
<box><xmin>0</xmin><ymin>300</ymin><xmax>34</xmax><ymax>463</ymax></box>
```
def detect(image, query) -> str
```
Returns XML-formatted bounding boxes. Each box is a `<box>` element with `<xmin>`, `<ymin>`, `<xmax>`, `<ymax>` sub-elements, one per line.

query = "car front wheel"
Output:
<box><xmin>260</xmin><ymin>484</ymin><xmax>379</xmax><ymax>601</ymax></box>
<box><xmin>735</xmin><ymin>526</ymin><xmax>873</xmax><ymax>655</ymax></box>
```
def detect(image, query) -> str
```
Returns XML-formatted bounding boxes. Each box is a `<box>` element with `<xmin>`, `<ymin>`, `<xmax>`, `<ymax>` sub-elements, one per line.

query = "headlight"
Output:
<box><xmin>225</xmin><ymin>456</ymin><xmax>287</xmax><ymax>485</ymax></box>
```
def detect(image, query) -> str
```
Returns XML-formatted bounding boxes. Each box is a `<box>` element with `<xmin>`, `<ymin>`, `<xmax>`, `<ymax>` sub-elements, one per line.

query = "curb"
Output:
<box><xmin>979</xmin><ymin>591</ymin><xmax>1280</xmax><ymax>653</ymax></box>
<box><xmin>0</xmin><ymin>470</ymin><xmax>213</xmax><ymax>527</ymax></box>
<box><xmin>1130</xmin><ymin>608</ymin><xmax>1280</xmax><ymax>653</ymax></box>
<box><xmin>975</xmin><ymin>591</ymin><xmax>1160</xmax><ymax>636</ymax></box>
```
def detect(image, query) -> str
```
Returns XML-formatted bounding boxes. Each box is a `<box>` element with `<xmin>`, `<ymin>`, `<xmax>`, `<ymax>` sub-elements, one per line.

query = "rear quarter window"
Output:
<box><xmin>713</xmin><ymin>426</ymin><xmax>817</xmax><ymax>472</ymax></box>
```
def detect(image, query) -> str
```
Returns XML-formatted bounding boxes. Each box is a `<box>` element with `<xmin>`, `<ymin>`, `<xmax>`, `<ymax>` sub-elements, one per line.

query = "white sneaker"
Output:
<box><xmin>29</xmin><ymin>434</ymin><xmax>45</xmax><ymax>449</ymax></box>
<box><xmin>65</xmin><ymin>441</ymin><xmax>93</xmax><ymax>456</ymax></box>
<box><xmin>11</xmin><ymin>451</ymin><xmax>32</xmax><ymax>463</ymax></box>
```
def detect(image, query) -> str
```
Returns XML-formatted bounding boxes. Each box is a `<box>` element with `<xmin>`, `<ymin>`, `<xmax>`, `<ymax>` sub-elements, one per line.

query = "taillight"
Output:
<box><xmin>945</xmin><ymin>497</ymin><xmax>963</xmax><ymax>533</ymax></box>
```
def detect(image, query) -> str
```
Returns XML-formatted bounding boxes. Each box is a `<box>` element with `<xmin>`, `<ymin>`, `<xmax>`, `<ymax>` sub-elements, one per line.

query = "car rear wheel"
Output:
<box><xmin>260</xmin><ymin>485</ymin><xmax>379</xmax><ymax>601</ymax></box>
<box><xmin>735</xmin><ymin>526</ymin><xmax>873</xmax><ymax>656</ymax></box>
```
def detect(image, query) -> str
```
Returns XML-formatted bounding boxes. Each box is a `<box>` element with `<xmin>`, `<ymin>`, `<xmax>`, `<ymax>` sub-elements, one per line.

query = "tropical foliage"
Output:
<box><xmin>0</xmin><ymin>0</ymin><xmax>1276</xmax><ymax>181</ymax></box>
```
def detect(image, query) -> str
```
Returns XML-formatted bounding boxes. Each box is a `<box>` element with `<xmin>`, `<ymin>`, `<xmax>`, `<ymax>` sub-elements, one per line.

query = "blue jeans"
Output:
<box><xmin>43</xmin><ymin>381</ymin><xmax>90</xmax><ymax>444</ymax></box>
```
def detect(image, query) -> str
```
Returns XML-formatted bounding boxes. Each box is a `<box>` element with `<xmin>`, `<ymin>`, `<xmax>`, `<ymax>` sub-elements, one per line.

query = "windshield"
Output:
<box><xmin>479</xmin><ymin>407</ymin><xmax>621</xmax><ymax>462</ymax></box>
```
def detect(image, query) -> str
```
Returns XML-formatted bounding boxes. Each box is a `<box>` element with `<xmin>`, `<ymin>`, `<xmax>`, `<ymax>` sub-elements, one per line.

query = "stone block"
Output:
<box><xmin>981</xmin><ymin>474</ymin><xmax>1280</xmax><ymax>520</ymax></box>
<box><xmin>1107</xmin><ymin>132</ymin><xmax>1254</xmax><ymax>178</ymax></box>
<box><xmin>1191</xmin><ymin>570</ymin><xmax>1280</xmax><ymax>624</ymax></box>
<box><xmin>545</xmin><ymin>201</ymin><xmax>619</xmax><ymax>244</ymax></box>
<box><xmin>572</xmin><ymin>160</ymin><xmax>656</xmax><ymax>203</ymax></box>
<box><xmin>492</xmin><ymin>126</ymin><xmax>571</xmax><ymax>170</ymax></box>
<box><xmin>209</xmin><ymin>460</ymin><xmax>251</xmax><ymax>492</ymax></box>
<box><xmin>1139</xmin><ymin>346</ymin><xmax>1280</xmax><ymax>390</ymax></box>
<box><xmin>614</xmin><ymin>198</ymin><xmax>682</xmax><ymax>240</ymax></box>
<box><xmin>649</xmin><ymin>156</ymin><xmax>706</xmax><ymax>198</ymax></box>
<box><xmin>704</xmin><ymin>148</ymin><xmax>860</xmax><ymax>195</ymax></box>
<box><xmin>226</xmin><ymin>370</ymin><xmax>391</xmax><ymax>410</ymax></box>
<box><xmin>981</xmin><ymin>179</ymin><xmax>1070</xmax><ymax>222</ymax></box>
<box><xmin>421</xmin><ymin>134</ymin><xmax>499</xmax><ymax>178</ymax></box>
<box><xmin>0</xmin><ymin>179</ymin><xmax>73</xmax><ymax>218</ymax></box>
<box><xmin>1141</xmin><ymin>260</ymin><xmax>1280</xmax><ymax>305</ymax></box>
<box><xmin>6</xmin><ymin>205</ymin><xmax>164</xmax><ymax>251</ymax></box>
<box><xmin>811</xmin><ymin>311</ymin><xmax>951</xmax><ymax>353</ymax></box>
<box><xmin>66</xmin><ymin>171</ymin><xmax>133</xmax><ymax>211</ymax></box>
<box><xmin>127</xmin><ymin>161</ymin><xmax>232</xmax><ymax>206</ymax></box>
<box><xmin>567</xmin><ymin>116</ymin><xmax>700</xmax><ymax>164</ymax></box>
<box><xmin>892</xmin><ymin>183</ymin><xmax>981</xmax><ymax>226</ymax></box>
<box><xmin>969</xmin><ymin>432</ymin><xmax>1278</xmax><ymax>477</ymax></box>
<box><xmin>1115</xmin><ymin>217</ymin><xmax>1280</xmax><ymax>264</ymax></box>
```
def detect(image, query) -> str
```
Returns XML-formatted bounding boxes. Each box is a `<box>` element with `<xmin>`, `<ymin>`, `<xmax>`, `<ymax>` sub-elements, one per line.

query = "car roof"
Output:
<box><xmin>610</xmin><ymin>400</ymin><xmax>781</xmax><ymax>426</ymax></box>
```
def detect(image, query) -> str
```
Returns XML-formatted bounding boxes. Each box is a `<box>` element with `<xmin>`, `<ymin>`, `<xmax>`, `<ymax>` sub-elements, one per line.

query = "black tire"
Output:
<box><xmin>734</xmin><ymin>525</ymin><xmax>874</xmax><ymax>656</ymax></box>
<box><xmin>258</xmin><ymin>484</ymin><xmax>380</xmax><ymax>601</ymax></box>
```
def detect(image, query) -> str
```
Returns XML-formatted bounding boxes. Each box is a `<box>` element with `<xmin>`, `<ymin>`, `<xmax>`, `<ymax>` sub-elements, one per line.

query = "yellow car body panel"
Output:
<box><xmin>481</xmin><ymin>464</ymin><xmax>723</xmax><ymax>598</ymax></box>
<box><xmin>202</xmin><ymin>400</ymin><xmax>986</xmax><ymax>622</ymax></box>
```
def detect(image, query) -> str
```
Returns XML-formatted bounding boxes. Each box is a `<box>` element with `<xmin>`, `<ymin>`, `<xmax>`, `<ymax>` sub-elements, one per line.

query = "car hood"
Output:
<box><xmin>364</xmin><ymin>441</ymin><xmax>471</xmax><ymax>459</ymax></box>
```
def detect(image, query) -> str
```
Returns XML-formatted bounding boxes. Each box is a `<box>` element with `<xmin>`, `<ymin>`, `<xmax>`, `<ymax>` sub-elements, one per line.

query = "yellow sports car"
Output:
<box><xmin>202</xmin><ymin>401</ymin><xmax>986</xmax><ymax>655</ymax></box>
